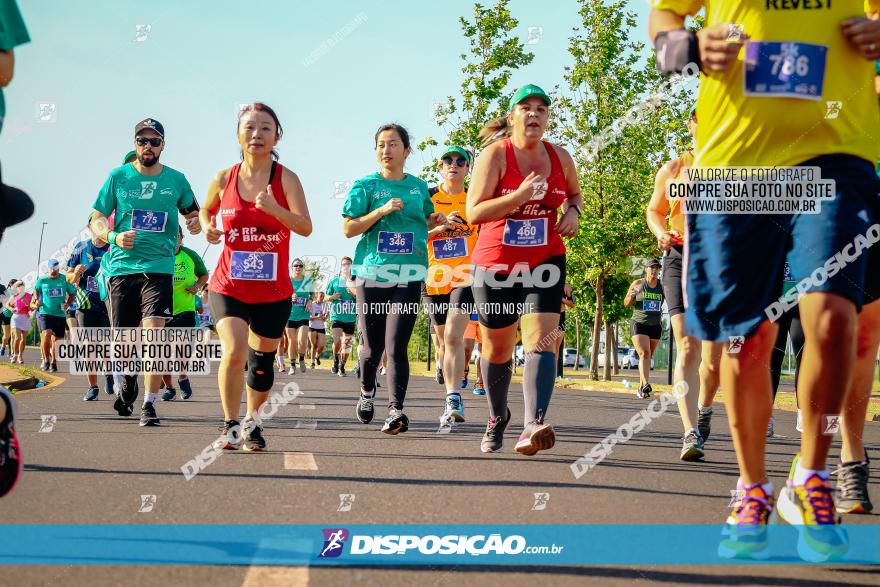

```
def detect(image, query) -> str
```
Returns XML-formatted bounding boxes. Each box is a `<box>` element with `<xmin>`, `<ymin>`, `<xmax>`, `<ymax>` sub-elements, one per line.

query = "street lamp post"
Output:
<box><xmin>36</xmin><ymin>221</ymin><xmax>47</xmax><ymax>273</ymax></box>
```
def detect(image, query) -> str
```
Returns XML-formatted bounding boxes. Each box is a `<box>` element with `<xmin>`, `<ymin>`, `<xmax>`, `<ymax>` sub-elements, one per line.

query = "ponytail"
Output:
<box><xmin>478</xmin><ymin>116</ymin><xmax>511</xmax><ymax>148</ymax></box>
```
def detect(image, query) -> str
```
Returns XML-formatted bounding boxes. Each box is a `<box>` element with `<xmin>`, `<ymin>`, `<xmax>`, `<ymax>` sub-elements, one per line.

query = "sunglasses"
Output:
<box><xmin>136</xmin><ymin>137</ymin><xmax>163</xmax><ymax>147</ymax></box>
<box><xmin>292</xmin><ymin>264</ymin><xmax>304</xmax><ymax>268</ymax></box>
<box><xmin>441</xmin><ymin>156</ymin><xmax>468</xmax><ymax>167</ymax></box>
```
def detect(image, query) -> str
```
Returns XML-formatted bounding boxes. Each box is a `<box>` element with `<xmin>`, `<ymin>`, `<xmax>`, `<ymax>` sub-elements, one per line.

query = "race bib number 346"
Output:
<box><xmin>377</xmin><ymin>231</ymin><xmax>414</xmax><ymax>254</ymax></box>
<box><xmin>744</xmin><ymin>41</ymin><xmax>826</xmax><ymax>101</ymax></box>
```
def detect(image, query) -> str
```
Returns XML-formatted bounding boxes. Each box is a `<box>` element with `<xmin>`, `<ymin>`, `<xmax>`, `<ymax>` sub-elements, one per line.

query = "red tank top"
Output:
<box><xmin>471</xmin><ymin>139</ymin><xmax>567</xmax><ymax>270</ymax></box>
<box><xmin>209</xmin><ymin>162</ymin><xmax>293</xmax><ymax>303</ymax></box>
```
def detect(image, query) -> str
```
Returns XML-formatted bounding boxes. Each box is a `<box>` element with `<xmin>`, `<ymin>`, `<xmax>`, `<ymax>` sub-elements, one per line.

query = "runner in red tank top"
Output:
<box><xmin>200</xmin><ymin>102</ymin><xmax>312</xmax><ymax>452</ymax></box>
<box><xmin>466</xmin><ymin>84</ymin><xmax>582</xmax><ymax>456</ymax></box>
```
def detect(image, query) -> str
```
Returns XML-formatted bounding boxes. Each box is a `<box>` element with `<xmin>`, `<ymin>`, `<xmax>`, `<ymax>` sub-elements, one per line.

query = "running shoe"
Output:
<box><xmin>379</xmin><ymin>366</ymin><xmax>387</xmax><ymax>377</ymax></box>
<box><xmin>242</xmin><ymin>421</ymin><xmax>266</xmax><ymax>452</ymax></box>
<box><xmin>777</xmin><ymin>456</ymin><xmax>849</xmax><ymax>563</ymax></box>
<box><xmin>113</xmin><ymin>395</ymin><xmax>134</xmax><ymax>417</ymax></box>
<box><xmin>441</xmin><ymin>393</ymin><xmax>465</xmax><ymax>423</ymax></box>
<box><xmin>104</xmin><ymin>376</ymin><xmax>115</xmax><ymax>395</ymax></box>
<box><xmin>338</xmin><ymin>366</ymin><xmax>346</xmax><ymax>377</ymax></box>
<box><xmin>767</xmin><ymin>416</ymin><xmax>775</xmax><ymax>438</ymax></box>
<box><xmin>139</xmin><ymin>402</ymin><xmax>160</xmax><ymax>427</ymax></box>
<box><xmin>718</xmin><ymin>482</ymin><xmax>776</xmax><ymax>560</ymax></box>
<box><xmin>179</xmin><ymin>378</ymin><xmax>193</xmax><ymax>400</ymax></box>
<box><xmin>639</xmin><ymin>383</ymin><xmax>653</xmax><ymax>399</ymax></box>
<box><xmin>481</xmin><ymin>407</ymin><xmax>511</xmax><ymax>453</ymax></box>
<box><xmin>515</xmin><ymin>416</ymin><xmax>556</xmax><ymax>456</ymax></box>
<box><xmin>40</xmin><ymin>359</ymin><xmax>48</xmax><ymax>371</ymax></box>
<box><xmin>473</xmin><ymin>384</ymin><xmax>486</xmax><ymax>396</ymax></box>
<box><xmin>300</xmin><ymin>358</ymin><xmax>307</xmax><ymax>372</ymax></box>
<box><xmin>461</xmin><ymin>369</ymin><xmax>469</xmax><ymax>389</ymax></box>
<box><xmin>356</xmin><ymin>392</ymin><xmax>375</xmax><ymax>424</ymax></box>
<box><xmin>331</xmin><ymin>356</ymin><xmax>339</xmax><ymax>375</ymax></box>
<box><xmin>161</xmin><ymin>387</ymin><xmax>176</xmax><ymax>401</ymax></box>
<box><xmin>0</xmin><ymin>386</ymin><xmax>22</xmax><ymax>498</ymax></box>
<box><xmin>381</xmin><ymin>408</ymin><xmax>409</xmax><ymax>435</ymax></box>
<box><xmin>435</xmin><ymin>367</ymin><xmax>444</xmax><ymax>385</ymax></box>
<box><xmin>83</xmin><ymin>386</ymin><xmax>99</xmax><ymax>401</ymax></box>
<box><xmin>276</xmin><ymin>356</ymin><xmax>285</xmax><ymax>372</ymax></box>
<box><xmin>835</xmin><ymin>452</ymin><xmax>873</xmax><ymax>514</ymax></box>
<box><xmin>680</xmin><ymin>430</ymin><xmax>705</xmax><ymax>462</ymax></box>
<box><xmin>697</xmin><ymin>406</ymin><xmax>713</xmax><ymax>442</ymax></box>
<box><xmin>288</xmin><ymin>365</ymin><xmax>296</xmax><ymax>376</ymax></box>
<box><xmin>50</xmin><ymin>362</ymin><xmax>57</xmax><ymax>373</ymax></box>
<box><xmin>15</xmin><ymin>355</ymin><xmax>23</xmax><ymax>365</ymax></box>
<box><xmin>316</xmin><ymin>356</ymin><xmax>321</xmax><ymax>366</ymax></box>
<box><xmin>0</xmin><ymin>347</ymin><xmax>5</xmax><ymax>356</ymax></box>
<box><xmin>214</xmin><ymin>420</ymin><xmax>241</xmax><ymax>450</ymax></box>
<box><xmin>310</xmin><ymin>360</ymin><xmax>316</xmax><ymax>370</ymax></box>
<box><xmin>635</xmin><ymin>383</ymin><xmax>649</xmax><ymax>399</ymax></box>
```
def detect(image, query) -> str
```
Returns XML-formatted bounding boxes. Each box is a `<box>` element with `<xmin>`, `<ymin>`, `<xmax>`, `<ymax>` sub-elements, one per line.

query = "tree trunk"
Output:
<box><xmin>589</xmin><ymin>274</ymin><xmax>604</xmax><ymax>381</ymax></box>
<box><xmin>602</xmin><ymin>321</ymin><xmax>612</xmax><ymax>380</ymax></box>
<box><xmin>611</xmin><ymin>322</ymin><xmax>619</xmax><ymax>376</ymax></box>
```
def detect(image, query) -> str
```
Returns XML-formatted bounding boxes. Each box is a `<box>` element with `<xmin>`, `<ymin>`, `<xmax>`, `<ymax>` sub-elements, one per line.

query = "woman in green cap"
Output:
<box><xmin>467</xmin><ymin>84</ymin><xmax>582</xmax><ymax>456</ymax></box>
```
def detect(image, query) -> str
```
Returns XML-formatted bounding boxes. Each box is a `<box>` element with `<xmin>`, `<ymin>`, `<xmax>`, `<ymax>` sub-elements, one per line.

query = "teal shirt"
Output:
<box><xmin>34</xmin><ymin>275</ymin><xmax>75</xmax><ymax>318</ymax></box>
<box><xmin>0</xmin><ymin>0</ymin><xmax>30</xmax><ymax>134</ymax></box>
<box><xmin>325</xmin><ymin>275</ymin><xmax>356</xmax><ymax>323</ymax></box>
<box><xmin>93</xmin><ymin>164</ymin><xmax>196</xmax><ymax>277</ymax></box>
<box><xmin>342</xmin><ymin>173</ymin><xmax>434</xmax><ymax>283</ymax></box>
<box><xmin>288</xmin><ymin>277</ymin><xmax>314</xmax><ymax>321</ymax></box>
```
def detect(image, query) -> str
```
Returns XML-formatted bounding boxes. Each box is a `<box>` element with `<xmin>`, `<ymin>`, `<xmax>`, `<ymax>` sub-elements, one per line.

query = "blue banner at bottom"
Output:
<box><xmin>1</xmin><ymin>525</ymin><xmax>879</xmax><ymax>565</ymax></box>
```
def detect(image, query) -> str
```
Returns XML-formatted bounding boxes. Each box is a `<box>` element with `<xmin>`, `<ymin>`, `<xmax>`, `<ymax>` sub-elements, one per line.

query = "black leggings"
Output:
<box><xmin>770</xmin><ymin>304</ymin><xmax>804</xmax><ymax>404</ymax></box>
<box><xmin>356</xmin><ymin>279</ymin><xmax>422</xmax><ymax>410</ymax></box>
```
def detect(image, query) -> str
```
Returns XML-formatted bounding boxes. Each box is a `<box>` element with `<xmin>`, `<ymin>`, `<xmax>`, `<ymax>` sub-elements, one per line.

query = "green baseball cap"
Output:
<box><xmin>508</xmin><ymin>84</ymin><xmax>552</xmax><ymax>111</ymax></box>
<box><xmin>123</xmin><ymin>150</ymin><xmax>137</xmax><ymax>165</ymax></box>
<box><xmin>688</xmin><ymin>103</ymin><xmax>697</xmax><ymax>120</ymax></box>
<box><xmin>440</xmin><ymin>145</ymin><xmax>471</xmax><ymax>164</ymax></box>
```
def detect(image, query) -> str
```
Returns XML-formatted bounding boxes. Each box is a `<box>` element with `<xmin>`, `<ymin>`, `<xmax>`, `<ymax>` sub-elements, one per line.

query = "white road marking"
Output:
<box><xmin>284</xmin><ymin>452</ymin><xmax>318</xmax><ymax>470</ymax></box>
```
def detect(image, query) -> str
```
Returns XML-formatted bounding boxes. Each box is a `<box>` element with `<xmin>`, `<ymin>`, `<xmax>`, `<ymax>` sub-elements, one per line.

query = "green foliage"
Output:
<box><xmin>416</xmin><ymin>0</ymin><xmax>534</xmax><ymax>184</ymax></box>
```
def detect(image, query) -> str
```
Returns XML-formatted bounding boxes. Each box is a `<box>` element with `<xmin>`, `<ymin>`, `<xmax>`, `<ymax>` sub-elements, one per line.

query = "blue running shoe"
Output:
<box><xmin>161</xmin><ymin>387</ymin><xmax>176</xmax><ymax>401</ymax></box>
<box><xmin>83</xmin><ymin>387</ymin><xmax>99</xmax><ymax>401</ymax></box>
<box><xmin>473</xmin><ymin>384</ymin><xmax>486</xmax><ymax>396</ymax></box>
<box><xmin>441</xmin><ymin>393</ymin><xmax>465</xmax><ymax>423</ymax></box>
<box><xmin>179</xmin><ymin>378</ymin><xmax>193</xmax><ymax>400</ymax></box>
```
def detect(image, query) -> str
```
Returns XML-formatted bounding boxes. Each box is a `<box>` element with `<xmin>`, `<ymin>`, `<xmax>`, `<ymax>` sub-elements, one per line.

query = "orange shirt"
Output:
<box><xmin>425</xmin><ymin>185</ymin><xmax>479</xmax><ymax>296</ymax></box>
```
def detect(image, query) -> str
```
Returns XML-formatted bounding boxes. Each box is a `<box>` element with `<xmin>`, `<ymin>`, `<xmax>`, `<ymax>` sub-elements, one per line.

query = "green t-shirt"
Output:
<box><xmin>0</xmin><ymin>0</ymin><xmax>30</xmax><ymax>134</ymax></box>
<box><xmin>93</xmin><ymin>164</ymin><xmax>196</xmax><ymax>277</ymax></box>
<box><xmin>341</xmin><ymin>173</ymin><xmax>434</xmax><ymax>283</ymax></box>
<box><xmin>34</xmin><ymin>275</ymin><xmax>75</xmax><ymax>318</ymax></box>
<box><xmin>172</xmin><ymin>246</ymin><xmax>207</xmax><ymax>314</ymax></box>
<box><xmin>288</xmin><ymin>276</ymin><xmax>314</xmax><ymax>321</ymax></box>
<box><xmin>325</xmin><ymin>275</ymin><xmax>356</xmax><ymax>323</ymax></box>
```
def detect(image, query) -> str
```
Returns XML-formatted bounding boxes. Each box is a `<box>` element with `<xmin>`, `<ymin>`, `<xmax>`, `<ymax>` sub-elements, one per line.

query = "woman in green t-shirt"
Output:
<box><xmin>342</xmin><ymin>124</ymin><xmax>446</xmax><ymax>434</ymax></box>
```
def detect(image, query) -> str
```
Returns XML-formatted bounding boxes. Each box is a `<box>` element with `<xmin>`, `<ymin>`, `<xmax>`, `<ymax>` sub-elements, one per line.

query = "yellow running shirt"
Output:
<box><xmin>425</xmin><ymin>185</ymin><xmax>479</xmax><ymax>296</ymax></box>
<box><xmin>652</xmin><ymin>0</ymin><xmax>880</xmax><ymax>168</ymax></box>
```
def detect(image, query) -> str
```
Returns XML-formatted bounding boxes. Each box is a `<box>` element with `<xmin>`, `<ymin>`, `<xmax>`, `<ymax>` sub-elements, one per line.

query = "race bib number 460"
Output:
<box><xmin>377</xmin><ymin>231</ymin><xmax>414</xmax><ymax>254</ymax></box>
<box><xmin>744</xmin><ymin>41</ymin><xmax>826</xmax><ymax>101</ymax></box>
<box><xmin>503</xmin><ymin>218</ymin><xmax>547</xmax><ymax>247</ymax></box>
<box><xmin>131</xmin><ymin>209</ymin><xmax>169</xmax><ymax>232</ymax></box>
<box><xmin>230</xmin><ymin>251</ymin><xmax>278</xmax><ymax>281</ymax></box>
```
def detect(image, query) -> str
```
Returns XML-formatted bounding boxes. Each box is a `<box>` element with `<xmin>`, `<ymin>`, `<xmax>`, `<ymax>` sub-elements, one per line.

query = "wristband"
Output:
<box><xmin>654</xmin><ymin>29</ymin><xmax>702</xmax><ymax>75</ymax></box>
<box><xmin>108</xmin><ymin>230</ymin><xmax>118</xmax><ymax>245</ymax></box>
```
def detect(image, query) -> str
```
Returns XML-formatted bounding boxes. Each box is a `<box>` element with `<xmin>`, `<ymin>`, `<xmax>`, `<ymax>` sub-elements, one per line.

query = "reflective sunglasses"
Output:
<box><xmin>136</xmin><ymin>137</ymin><xmax>163</xmax><ymax>147</ymax></box>
<box><xmin>441</xmin><ymin>156</ymin><xmax>468</xmax><ymax>167</ymax></box>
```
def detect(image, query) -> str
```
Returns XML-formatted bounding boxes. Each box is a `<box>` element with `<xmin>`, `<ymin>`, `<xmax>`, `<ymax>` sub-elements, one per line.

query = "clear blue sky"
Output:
<box><xmin>1</xmin><ymin>0</ymin><xmax>651</xmax><ymax>284</ymax></box>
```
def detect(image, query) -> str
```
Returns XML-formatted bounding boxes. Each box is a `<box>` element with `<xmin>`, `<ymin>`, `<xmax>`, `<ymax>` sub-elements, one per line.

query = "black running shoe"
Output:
<box><xmin>835</xmin><ymin>453</ymin><xmax>873</xmax><ymax>514</ymax></box>
<box><xmin>214</xmin><ymin>420</ymin><xmax>241</xmax><ymax>450</ymax></box>
<box><xmin>113</xmin><ymin>395</ymin><xmax>134</xmax><ymax>417</ymax></box>
<box><xmin>50</xmin><ymin>362</ymin><xmax>58</xmax><ymax>373</ymax></box>
<box><xmin>642</xmin><ymin>383</ymin><xmax>653</xmax><ymax>398</ymax></box>
<box><xmin>435</xmin><ymin>367</ymin><xmax>444</xmax><ymax>385</ymax></box>
<box><xmin>0</xmin><ymin>386</ymin><xmax>22</xmax><ymax>498</ymax></box>
<box><xmin>381</xmin><ymin>408</ymin><xmax>409</xmax><ymax>435</ymax></box>
<box><xmin>481</xmin><ymin>407</ymin><xmax>511</xmax><ymax>453</ymax></box>
<box><xmin>242</xmin><ymin>422</ymin><xmax>266</xmax><ymax>452</ymax></box>
<box><xmin>331</xmin><ymin>356</ymin><xmax>339</xmax><ymax>375</ymax></box>
<box><xmin>356</xmin><ymin>392</ymin><xmax>375</xmax><ymax>424</ymax></box>
<box><xmin>139</xmin><ymin>402</ymin><xmax>160</xmax><ymax>427</ymax></box>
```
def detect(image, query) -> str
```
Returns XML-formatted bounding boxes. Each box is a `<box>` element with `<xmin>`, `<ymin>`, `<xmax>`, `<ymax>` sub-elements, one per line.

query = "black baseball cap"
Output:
<box><xmin>646</xmin><ymin>258</ymin><xmax>661</xmax><ymax>268</ymax></box>
<box><xmin>135</xmin><ymin>118</ymin><xmax>164</xmax><ymax>138</ymax></box>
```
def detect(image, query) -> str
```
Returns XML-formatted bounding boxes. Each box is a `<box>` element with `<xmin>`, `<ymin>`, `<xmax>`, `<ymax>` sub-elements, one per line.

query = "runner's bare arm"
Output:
<box><xmin>647</xmin><ymin>160</ymin><xmax>680</xmax><ymax>250</ymax></box>
<box><xmin>556</xmin><ymin>145</ymin><xmax>582</xmax><ymax>238</ymax></box>
<box><xmin>0</xmin><ymin>50</ymin><xmax>14</xmax><ymax>87</ymax></box>
<box><xmin>267</xmin><ymin>167</ymin><xmax>312</xmax><ymax>237</ymax></box>
<box><xmin>623</xmin><ymin>279</ymin><xmax>642</xmax><ymax>308</ymax></box>
<box><xmin>343</xmin><ymin>200</ymin><xmax>400</xmax><ymax>238</ymax></box>
<box><xmin>200</xmin><ymin>169</ymin><xmax>228</xmax><ymax>245</ymax></box>
<box><xmin>466</xmin><ymin>142</ymin><xmax>538</xmax><ymax>224</ymax></box>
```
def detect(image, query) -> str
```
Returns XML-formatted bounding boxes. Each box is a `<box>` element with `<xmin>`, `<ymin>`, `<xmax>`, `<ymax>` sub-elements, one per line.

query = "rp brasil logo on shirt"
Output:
<box><xmin>318</xmin><ymin>528</ymin><xmax>349</xmax><ymax>558</ymax></box>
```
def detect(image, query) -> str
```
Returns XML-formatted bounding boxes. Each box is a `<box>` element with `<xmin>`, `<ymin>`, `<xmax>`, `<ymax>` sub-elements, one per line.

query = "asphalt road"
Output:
<box><xmin>1</xmin><ymin>348</ymin><xmax>878</xmax><ymax>586</ymax></box>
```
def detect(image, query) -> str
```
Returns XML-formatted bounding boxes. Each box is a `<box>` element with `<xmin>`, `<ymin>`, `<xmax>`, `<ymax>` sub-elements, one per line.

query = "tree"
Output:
<box><xmin>550</xmin><ymin>0</ymin><xmax>692</xmax><ymax>380</ymax></box>
<box><xmin>416</xmin><ymin>0</ymin><xmax>534</xmax><ymax>184</ymax></box>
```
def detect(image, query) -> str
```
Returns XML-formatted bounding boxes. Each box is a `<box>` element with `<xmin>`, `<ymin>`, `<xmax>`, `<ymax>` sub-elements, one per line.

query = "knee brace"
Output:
<box><xmin>246</xmin><ymin>348</ymin><xmax>276</xmax><ymax>392</ymax></box>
